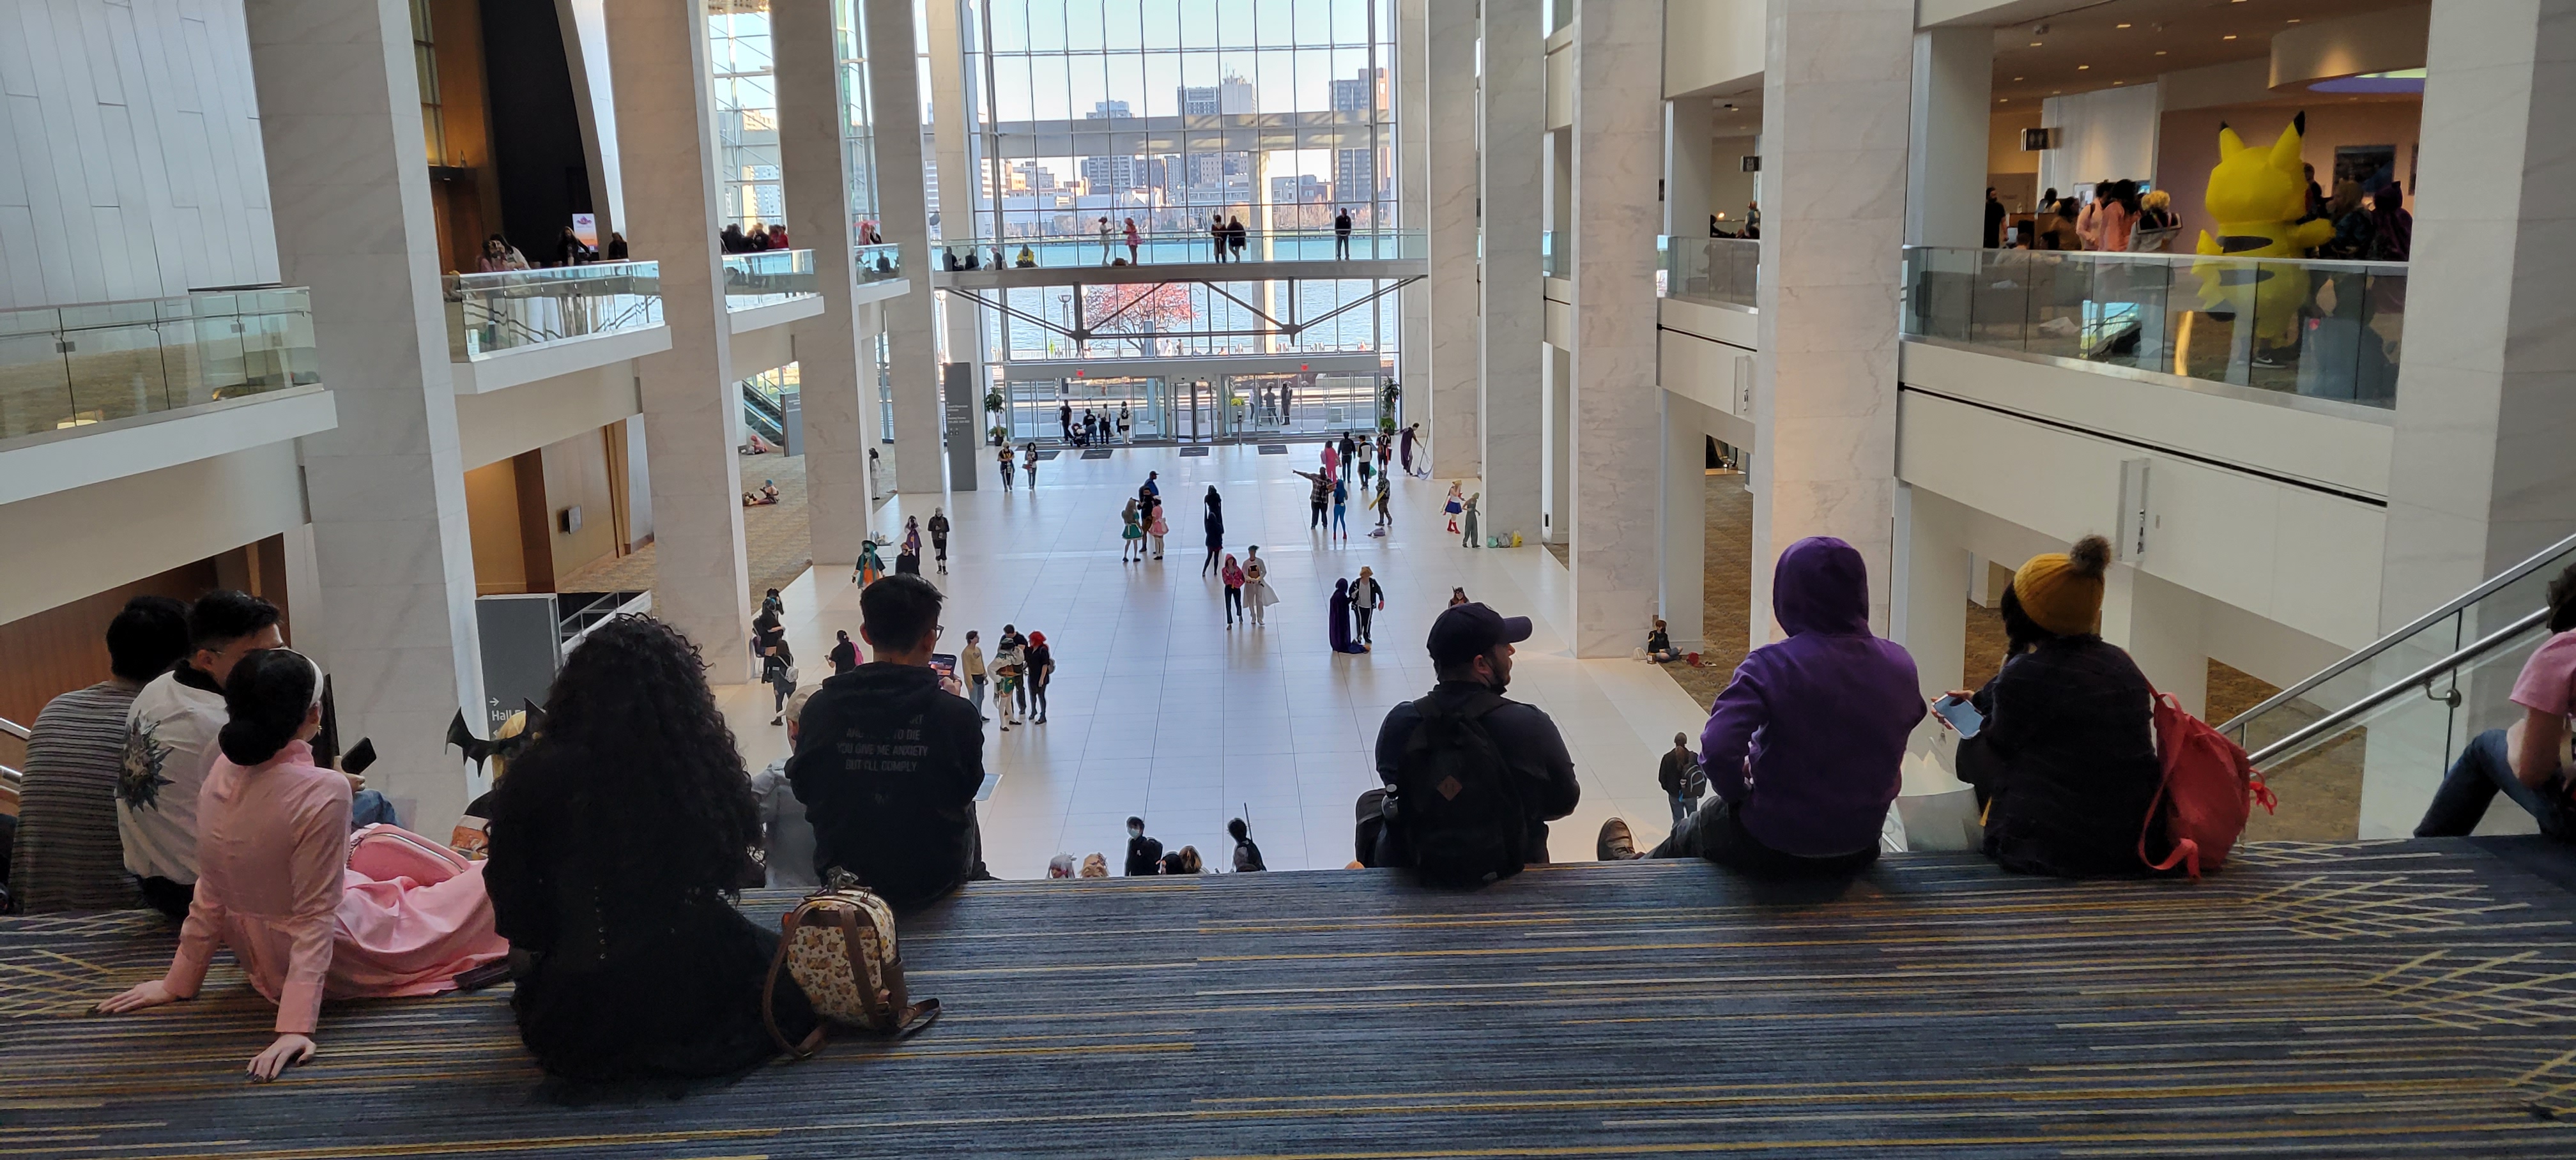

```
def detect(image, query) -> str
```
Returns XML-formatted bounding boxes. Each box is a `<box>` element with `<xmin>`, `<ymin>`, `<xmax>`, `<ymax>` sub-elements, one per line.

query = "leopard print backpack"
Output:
<box><xmin>762</xmin><ymin>885</ymin><xmax>941</xmax><ymax>1058</ymax></box>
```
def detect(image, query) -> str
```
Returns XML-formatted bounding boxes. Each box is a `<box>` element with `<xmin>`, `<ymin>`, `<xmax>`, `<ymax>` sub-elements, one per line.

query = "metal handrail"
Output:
<box><xmin>3</xmin><ymin>714</ymin><xmax>25</xmax><ymax>789</ymax></box>
<box><xmin>2246</xmin><ymin>606</ymin><xmax>2552</xmax><ymax>767</ymax></box>
<box><xmin>2218</xmin><ymin>529</ymin><xmax>2576</xmax><ymax>735</ymax></box>
<box><xmin>1</xmin><ymin>715</ymin><xmax>27</xmax><ymax>740</ymax></box>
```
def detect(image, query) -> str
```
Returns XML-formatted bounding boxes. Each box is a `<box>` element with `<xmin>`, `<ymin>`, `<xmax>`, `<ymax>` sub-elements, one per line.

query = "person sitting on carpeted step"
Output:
<box><xmin>1364</xmin><ymin>603</ymin><xmax>1580</xmax><ymax>886</ymax></box>
<box><xmin>1598</xmin><ymin>537</ymin><xmax>1923</xmax><ymax>876</ymax></box>
<box><xmin>2414</xmin><ymin>561</ymin><xmax>2576</xmax><ymax>841</ymax></box>
<box><xmin>1945</xmin><ymin>535</ymin><xmax>2166</xmax><ymax>878</ymax></box>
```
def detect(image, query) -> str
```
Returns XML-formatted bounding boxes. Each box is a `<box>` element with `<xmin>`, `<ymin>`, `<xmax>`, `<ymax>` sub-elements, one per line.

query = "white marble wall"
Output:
<box><xmin>2379</xmin><ymin>0</ymin><xmax>2576</xmax><ymax>629</ymax></box>
<box><xmin>1425</xmin><ymin>0</ymin><xmax>1480</xmax><ymax>482</ymax></box>
<box><xmin>1565</xmin><ymin>0</ymin><xmax>1664</xmax><ymax>659</ymax></box>
<box><xmin>243</xmin><ymin>0</ymin><xmax>482</xmax><ymax>834</ymax></box>
<box><xmin>1905</xmin><ymin>27</ymin><xmax>1991</xmax><ymax>248</ymax></box>
<box><xmin>774</xmin><ymin>0</ymin><xmax>874</xmax><ymax>569</ymax></box>
<box><xmin>864</xmin><ymin>0</ymin><xmax>944</xmax><ymax>495</ymax></box>
<box><xmin>607</xmin><ymin>0</ymin><xmax>753</xmax><ymax>681</ymax></box>
<box><xmin>1892</xmin><ymin>484</ymin><xmax>1969</xmax><ymax>756</ymax></box>
<box><xmin>1660</xmin><ymin>393</ymin><xmax>1706</xmax><ymax>653</ymax></box>
<box><xmin>924</xmin><ymin>0</ymin><xmax>983</xmax><ymax>487</ymax></box>
<box><xmin>1396</xmin><ymin>0</ymin><xmax>1430</xmax><ymax>410</ymax></box>
<box><xmin>1477</xmin><ymin>0</ymin><xmax>1545</xmax><ymax>493</ymax></box>
<box><xmin>0</xmin><ymin>0</ymin><xmax>280</xmax><ymax>309</ymax></box>
<box><xmin>1748</xmin><ymin>0</ymin><xmax>1913</xmax><ymax>642</ymax></box>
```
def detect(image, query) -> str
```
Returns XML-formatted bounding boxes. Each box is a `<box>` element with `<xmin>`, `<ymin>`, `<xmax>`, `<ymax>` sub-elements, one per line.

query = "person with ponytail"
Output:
<box><xmin>95</xmin><ymin>649</ymin><xmax>507</xmax><ymax>1080</ymax></box>
<box><xmin>1943</xmin><ymin>535</ymin><xmax>2166</xmax><ymax>877</ymax></box>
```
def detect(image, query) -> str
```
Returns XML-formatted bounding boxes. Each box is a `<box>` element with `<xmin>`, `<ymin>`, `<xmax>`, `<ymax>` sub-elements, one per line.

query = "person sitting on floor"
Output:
<box><xmin>1946</xmin><ymin>535</ymin><xmax>2165</xmax><ymax>877</ymax></box>
<box><xmin>1646</xmin><ymin>618</ymin><xmax>1680</xmax><ymax>664</ymax></box>
<box><xmin>483</xmin><ymin>615</ymin><xmax>819</xmax><ymax>1081</ymax></box>
<box><xmin>789</xmin><ymin>575</ymin><xmax>989</xmax><ymax>911</ymax></box>
<box><xmin>95</xmin><ymin>648</ymin><xmax>508</xmax><ymax>1081</ymax></box>
<box><xmin>2415</xmin><ymin>563</ymin><xmax>2576</xmax><ymax>841</ymax></box>
<box><xmin>1598</xmin><ymin>537</ymin><xmax>1923</xmax><ymax>876</ymax></box>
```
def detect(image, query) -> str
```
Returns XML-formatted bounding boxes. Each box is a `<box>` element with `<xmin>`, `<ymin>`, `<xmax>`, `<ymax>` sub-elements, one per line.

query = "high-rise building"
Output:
<box><xmin>1081</xmin><ymin>100</ymin><xmax>1140</xmax><ymax>195</ymax></box>
<box><xmin>1334</xmin><ymin>149</ymin><xmax>1377</xmax><ymax>205</ymax></box>
<box><xmin>1179</xmin><ymin>75</ymin><xmax>1256</xmax><ymax>116</ymax></box>
<box><xmin>1330</xmin><ymin>67</ymin><xmax>1386</xmax><ymax>116</ymax></box>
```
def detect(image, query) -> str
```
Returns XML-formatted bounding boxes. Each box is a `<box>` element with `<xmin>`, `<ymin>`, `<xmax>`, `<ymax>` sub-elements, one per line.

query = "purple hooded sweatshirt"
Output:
<box><xmin>1699</xmin><ymin>537</ymin><xmax>1926</xmax><ymax>857</ymax></box>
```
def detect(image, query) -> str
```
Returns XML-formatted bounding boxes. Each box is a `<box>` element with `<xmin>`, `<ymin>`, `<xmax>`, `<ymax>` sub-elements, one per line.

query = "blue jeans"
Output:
<box><xmin>1667</xmin><ymin>791</ymin><xmax>1698</xmax><ymax>828</ymax></box>
<box><xmin>2414</xmin><ymin>728</ymin><xmax>2574</xmax><ymax>839</ymax></box>
<box><xmin>969</xmin><ymin>676</ymin><xmax>987</xmax><ymax>715</ymax></box>
<box><xmin>351</xmin><ymin>789</ymin><xmax>399</xmax><ymax>830</ymax></box>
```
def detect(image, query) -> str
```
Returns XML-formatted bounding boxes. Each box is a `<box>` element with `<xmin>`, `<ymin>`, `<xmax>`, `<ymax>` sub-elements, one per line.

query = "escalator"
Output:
<box><xmin>742</xmin><ymin>380</ymin><xmax>786</xmax><ymax>448</ymax></box>
<box><xmin>2218</xmin><ymin>531</ymin><xmax>2576</xmax><ymax>838</ymax></box>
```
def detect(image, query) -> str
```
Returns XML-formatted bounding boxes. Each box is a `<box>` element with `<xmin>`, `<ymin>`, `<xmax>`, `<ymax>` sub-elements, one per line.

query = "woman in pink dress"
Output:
<box><xmin>95</xmin><ymin>649</ymin><xmax>507</xmax><ymax>1080</ymax></box>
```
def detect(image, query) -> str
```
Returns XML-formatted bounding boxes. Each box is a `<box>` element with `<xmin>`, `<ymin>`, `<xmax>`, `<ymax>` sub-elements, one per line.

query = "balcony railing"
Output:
<box><xmin>0</xmin><ymin>287</ymin><xmax>318</xmax><ymax>442</ymax></box>
<box><xmin>444</xmin><ymin>261</ymin><xmax>663</xmax><ymax>359</ymax></box>
<box><xmin>724</xmin><ymin>248</ymin><xmax>820</xmax><ymax>310</ymax></box>
<box><xmin>1658</xmin><ymin>235</ymin><xmax>1759</xmax><ymax>309</ymax></box>
<box><xmin>854</xmin><ymin>241</ymin><xmax>904</xmax><ymax>284</ymax></box>
<box><xmin>1902</xmin><ymin>246</ymin><xmax>2406</xmax><ymax>409</ymax></box>
<box><xmin>930</xmin><ymin>229</ymin><xmax>1422</xmax><ymax>271</ymax></box>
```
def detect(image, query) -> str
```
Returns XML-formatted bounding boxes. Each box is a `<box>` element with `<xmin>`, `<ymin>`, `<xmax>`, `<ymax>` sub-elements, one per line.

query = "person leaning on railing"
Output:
<box><xmin>2414</xmin><ymin>564</ymin><xmax>2576</xmax><ymax>841</ymax></box>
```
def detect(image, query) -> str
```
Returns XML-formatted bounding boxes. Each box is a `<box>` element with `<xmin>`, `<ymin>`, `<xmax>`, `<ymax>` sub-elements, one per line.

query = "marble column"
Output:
<box><xmin>1891</xmin><ymin>484</ymin><xmax>1969</xmax><ymax>749</ymax></box>
<box><xmin>863</xmin><ymin>0</ymin><xmax>944</xmax><ymax>494</ymax></box>
<box><xmin>1396</xmin><ymin>0</ymin><xmax>1430</xmax><ymax>402</ymax></box>
<box><xmin>2102</xmin><ymin>565</ymin><xmax>2208</xmax><ymax>719</ymax></box>
<box><xmin>244</xmin><ymin>0</ymin><xmax>485</xmax><ymax>834</ymax></box>
<box><xmin>774</xmin><ymin>0</ymin><xmax>874</xmax><ymax>571</ymax></box>
<box><xmin>1903</xmin><ymin>26</ymin><xmax>1992</xmax><ymax>248</ymax></box>
<box><xmin>2379</xmin><ymin>0</ymin><xmax>2576</xmax><ymax>629</ymax></box>
<box><xmin>1660</xmin><ymin>393</ymin><xmax>1707</xmax><ymax>653</ymax></box>
<box><xmin>1476</xmin><ymin>0</ymin><xmax>1544</xmax><ymax>488</ymax></box>
<box><xmin>1425</xmin><ymin>0</ymin><xmax>1479</xmax><ymax>476</ymax></box>
<box><xmin>608</xmin><ymin>0</ymin><xmax>753</xmax><ymax>680</ymax></box>
<box><xmin>1563</xmin><ymin>0</ymin><xmax>1664</xmax><ymax>658</ymax></box>
<box><xmin>1664</xmin><ymin>99</ymin><xmax>1713</xmax><ymax>238</ymax></box>
<box><xmin>1748</xmin><ymin>0</ymin><xmax>1913</xmax><ymax>643</ymax></box>
<box><xmin>1543</xmin><ymin>342</ymin><xmax>1570</xmax><ymax>544</ymax></box>
<box><xmin>924</xmin><ymin>0</ymin><xmax>985</xmax><ymax>475</ymax></box>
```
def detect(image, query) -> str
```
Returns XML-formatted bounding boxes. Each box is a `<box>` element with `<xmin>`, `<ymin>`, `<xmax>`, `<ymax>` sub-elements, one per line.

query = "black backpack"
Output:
<box><xmin>1387</xmin><ymin>691</ymin><xmax>1525</xmax><ymax>887</ymax></box>
<box><xmin>1232</xmin><ymin>836</ymin><xmax>1266</xmax><ymax>873</ymax></box>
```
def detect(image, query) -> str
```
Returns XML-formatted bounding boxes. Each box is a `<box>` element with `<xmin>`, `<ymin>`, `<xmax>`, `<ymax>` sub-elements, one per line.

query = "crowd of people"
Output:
<box><xmin>719</xmin><ymin>222</ymin><xmax>792</xmax><ymax>254</ymax></box>
<box><xmin>1984</xmin><ymin>171</ymin><xmax>2411</xmax><ymax>261</ymax></box>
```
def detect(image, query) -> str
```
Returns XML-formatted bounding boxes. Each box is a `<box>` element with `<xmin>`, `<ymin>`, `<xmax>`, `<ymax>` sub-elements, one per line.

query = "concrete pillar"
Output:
<box><xmin>1660</xmin><ymin>393</ymin><xmax>1707</xmax><ymax>653</ymax></box>
<box><xmin>774</xmin><ymin>0</ymin><xmax>873</xmax><ymax>571</ymax></box>
<box><xmin>863</xmin><ymin>0</ymin><xmax>944</xmax><ymax>494</ymax></box>
<box><xmin>1542</xmin><ymin>342</ymin><xmax>1570</xmax><ymax>544</ymax></box>
<box><xmin>608</xmin><ymin>0</ymin><xmax>753</xmax><ymax>680</ymax></box>
<box><xmin>2379</xmin><ymin>0</ymin><xmax>2576</xmax><ymax>630</ymax></box>
<box><xmin>2102</xmin><ymin>565</ymin><xmax>2209</xmax><ymax>719</ymax></box>
<box><xmin>1425</xmin><ymin>0</ymin><xmax>1479</xmax><ymax>475</ymax></box>
<box><xmin>1892</xmin><ymin>484</ymin><xmax>1970</xmax><ymax>716</ymax></box>
<box><xmin>1904</xmin><ymin>27</ymin><xmax>1993</xmax><ymax>248</ymax></box>
<box><xmin>245</xmin><ymin>0</ymin><xmax>486</xmax><ymax>834</ymax></box>
<box><xmin>923</xmin><ymin>0</ymin><xmax>985</xmax><ymax>460</ymax></box>
<box><xmin>1563</xmin><ymin>0</ymin><xmax>1665</xmax><ymax>658</ymax></box>
<box><xmin>1397</xmin><ymin>0</ymin><xmax>1430</xmax><ymax>402</ymax></box>
<box><xmin>1476</xmin><ymin>0</ymin><xmax>1543</xmax><ymax>487</ymax></box>
<box><xmin>1748</xmin><ymin>0</ymin><xmax>1912</xmax><ymax>643</ymax></box>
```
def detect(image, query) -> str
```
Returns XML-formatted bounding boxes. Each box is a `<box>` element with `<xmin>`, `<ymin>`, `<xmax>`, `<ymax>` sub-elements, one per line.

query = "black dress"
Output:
<box><xmin>485</xmin><ymin>754</ymin><xmax>816</xmax><ymax>1081</ymax></box>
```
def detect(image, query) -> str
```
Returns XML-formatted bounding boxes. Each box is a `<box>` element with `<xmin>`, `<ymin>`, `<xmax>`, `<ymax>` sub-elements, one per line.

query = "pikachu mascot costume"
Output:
<box><xmin>2194</xmin><ymin>113</ymin><xmax>2334</xmax><ymax>348</ymax></box>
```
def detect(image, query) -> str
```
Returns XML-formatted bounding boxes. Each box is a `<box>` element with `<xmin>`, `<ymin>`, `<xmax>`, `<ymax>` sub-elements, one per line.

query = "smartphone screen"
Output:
<box><xmin>1934</xmin><ymin>695</ymin><xmax>1984</xmax><ymax>738</ymax></box>
<box><xmin>929</xmin><ymin>653</ymin><xmax>957</xmax><ymax>682</ymax></box>
<box><xmin>342</xmin><ymin>738</ymin><xmax>379</xmax><ymax>775</ymax></box>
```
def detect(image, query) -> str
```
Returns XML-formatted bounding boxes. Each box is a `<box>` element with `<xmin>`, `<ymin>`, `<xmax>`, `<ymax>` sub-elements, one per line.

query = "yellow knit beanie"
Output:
<box><xmin>2011</xmin><ymin>535</ymin><xmax>2112</xmax><ymax>637</ymax></box>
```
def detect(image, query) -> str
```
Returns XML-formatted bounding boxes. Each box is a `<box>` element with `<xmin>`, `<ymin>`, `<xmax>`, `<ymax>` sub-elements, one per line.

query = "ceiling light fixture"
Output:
<box><xmin>2155</xmin><ymin>49</ymin><xmax>2168</xmax><ymax>55</ymax></box>
<box><xmin>2116</xmin><ymin>22</ymin><xmax>2132</xmax><ymax>29</ymax></box>
<box><xmin>2222</xmin><ymin>34</ymin><xmax>2237</xmax><ymax>40</ymax></box>
<box><xmin>2030</xmin><ymin>40</ymin><xmax>2043</xmax><ymax>46</ymax></box>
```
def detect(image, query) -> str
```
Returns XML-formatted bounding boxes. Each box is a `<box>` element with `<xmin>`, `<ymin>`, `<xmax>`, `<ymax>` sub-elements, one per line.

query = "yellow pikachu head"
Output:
<box><xmin>2203</xmin><ymin>113</ymin><xmax>2311</xmax><ymax>227</ymax></box>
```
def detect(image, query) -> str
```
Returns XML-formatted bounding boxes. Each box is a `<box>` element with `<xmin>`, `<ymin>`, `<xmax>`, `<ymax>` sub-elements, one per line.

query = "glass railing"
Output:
<box><xmin>2216</xmin><ymin>532</ymin><xmax>2576</xmax><ymax>839</ymax></box>
<box><xmin>928</xmin><ymin>229</ymin><xmax>1423</xmax><ymax>271</ymax></box>
<box><xmin>1901</xmin><ymin>245</ymin><xmax>2406</xmax><ymax>409</ymax></box>
<box><xmin>444</xmin><ymin>261</ymin><xmax>663</xmax><ymax>359</ymax></box>
<box><xmin>1541</xmin><ymin>231</ymin><xmax>1560</xmax><ymax>279</ymax></box>
<box><xmin>0</xmin><ymin>287</ymin><xmax>318</xmax><ymax>443</ymax></box>
<box><xmin>723</xmin><ymin>248</ymin><xmax>820</xmax><ymax>309</ymax></box>
<box><xmin>1658</xmin><ymin>235</ymin><xmax>1759</xmax><ymax>309</ymax></box>
<box><xmin>854</xmin><ymin>241</ymin><xmax>904</xmax><ymax>284</ymax></box>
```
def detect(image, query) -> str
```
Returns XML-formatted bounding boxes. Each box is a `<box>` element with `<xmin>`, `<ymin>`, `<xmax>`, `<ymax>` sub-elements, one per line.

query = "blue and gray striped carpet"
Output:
<box><xmin>8</xmin><ymin>839</ymin><xmax>2576</xmax><ymax>1157</ymax></box>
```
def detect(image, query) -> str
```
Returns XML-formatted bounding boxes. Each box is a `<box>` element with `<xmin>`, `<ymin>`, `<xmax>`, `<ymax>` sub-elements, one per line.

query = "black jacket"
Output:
<box><xmin>788</xmin><ymin>663</ymin><xmax>985</xmax><ymax>909</ymax></box>
<box><xmin>1956</xmin><ymin>636</ymin><xmax>2165</xmax><ymax>877</ymax></box>
<box><xmin>1372</xmin><ymin>681</ymin><xmax>1581</xmax><ymax>864</ymax></box>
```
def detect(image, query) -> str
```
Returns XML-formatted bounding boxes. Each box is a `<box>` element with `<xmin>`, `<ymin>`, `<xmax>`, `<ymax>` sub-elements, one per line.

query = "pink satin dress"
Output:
<box><xmin>160</xmin><ymin>741</ymin><xmax>507</xmax><ymax>1034</ymax></box>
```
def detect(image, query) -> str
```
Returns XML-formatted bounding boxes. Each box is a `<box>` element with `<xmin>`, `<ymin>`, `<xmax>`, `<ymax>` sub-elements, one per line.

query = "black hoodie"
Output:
<box><xmin>787</xmin><ymin>662</ymin><xmax>985</xmax><ymax>909</ymax></box>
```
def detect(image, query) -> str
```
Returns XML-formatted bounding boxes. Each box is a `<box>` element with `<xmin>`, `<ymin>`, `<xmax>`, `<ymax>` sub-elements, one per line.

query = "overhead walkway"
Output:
<box><xmin>10</xmin><ymin>845</ymin><xmax>2576</xmax><ymax>1156</ymax></box>
<box><xmin>930</xmin><ymin>230</ymin><xmax>1427</xmax><ymax>345</ymax></box>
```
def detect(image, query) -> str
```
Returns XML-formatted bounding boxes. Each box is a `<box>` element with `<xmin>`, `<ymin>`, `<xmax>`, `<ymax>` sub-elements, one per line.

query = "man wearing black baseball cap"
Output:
<box><xmin>1356</xmin><ymin>602</ymin><xmax>1579</xmax><ymax>885</ymax></box>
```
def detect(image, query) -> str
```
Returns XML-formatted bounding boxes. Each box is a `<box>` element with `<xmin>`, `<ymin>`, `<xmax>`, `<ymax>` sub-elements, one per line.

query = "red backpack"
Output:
<box><xmin>2139</xmin><ymin>692</ymin><xmax>2278</xmax><ymax>880</ymax></box>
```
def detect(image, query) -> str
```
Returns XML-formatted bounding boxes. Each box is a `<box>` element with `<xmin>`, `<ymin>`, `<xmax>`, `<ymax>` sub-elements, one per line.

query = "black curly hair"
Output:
<box><xmin>500</xmin><ymin>614</ymin><xmax>758</xmax><ymax>896</ymax></box>
<box><xmin>2550</xmin><ymin>562</ymin><xmax>2576</xmax><ymax>635</ymax></box>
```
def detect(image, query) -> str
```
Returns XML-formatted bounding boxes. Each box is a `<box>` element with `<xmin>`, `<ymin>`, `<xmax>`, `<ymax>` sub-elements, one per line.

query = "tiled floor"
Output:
<box><xmin>714</xmin><ymin>443</ymin><xmax>1712</xmax><ymax>879</ymax></box>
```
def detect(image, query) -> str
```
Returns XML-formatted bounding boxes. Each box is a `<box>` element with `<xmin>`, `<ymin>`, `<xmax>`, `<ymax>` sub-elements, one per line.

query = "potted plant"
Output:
<box><xmin>1379</xmin><ymin>381</ymin><xmax>1401</xmax><ymax>429</ymax></box>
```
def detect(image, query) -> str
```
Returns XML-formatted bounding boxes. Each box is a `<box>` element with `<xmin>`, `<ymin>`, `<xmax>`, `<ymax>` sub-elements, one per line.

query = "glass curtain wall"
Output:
<box><xmin>837</xmin><ymin>0</ymin><xmax>881</xmax><ymax>227</ymax></box>
<box><xmin>967</xmin><ymin>0</ymin><xmax>1396</xmax><ymax>242</ymax></box>
<box><xmin>709</xmin><ymin>1</ymin><xmax>786</xmax><ymax>233</ymax></box>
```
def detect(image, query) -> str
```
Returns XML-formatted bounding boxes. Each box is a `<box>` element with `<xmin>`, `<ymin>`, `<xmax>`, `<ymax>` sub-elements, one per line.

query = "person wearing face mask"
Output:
<box><xmin>1123</xmin><ymin>816</ymin><xmax>1163</xmax><ymax>876</ymax></box>
<box><xmin>1358</xmin><ymin>603</ymin><xmax>1580</xmax><ymax>885</ymax></box>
